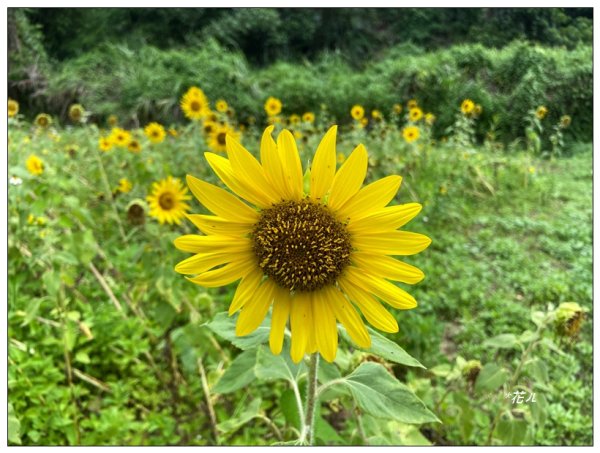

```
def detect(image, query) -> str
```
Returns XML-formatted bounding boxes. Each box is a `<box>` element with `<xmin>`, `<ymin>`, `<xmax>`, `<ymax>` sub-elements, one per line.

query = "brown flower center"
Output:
<box><xmin>159</xmin><ymin>192</ymin><xmax>176</xmax><ymax>210</ymax></box>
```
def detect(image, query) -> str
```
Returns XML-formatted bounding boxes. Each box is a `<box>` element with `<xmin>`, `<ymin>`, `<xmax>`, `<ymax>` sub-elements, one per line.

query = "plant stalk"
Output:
<box><xmin>301</xmin><ymin>353</ymin><xmax>319</xmax><ymax>445</ymax></box>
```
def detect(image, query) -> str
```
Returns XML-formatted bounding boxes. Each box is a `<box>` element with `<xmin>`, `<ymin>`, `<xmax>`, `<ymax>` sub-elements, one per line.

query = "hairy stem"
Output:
<box><xmin>300</xmin><ymin>353</ymin><xmax>319</xmax><ymax>445</ymax></box>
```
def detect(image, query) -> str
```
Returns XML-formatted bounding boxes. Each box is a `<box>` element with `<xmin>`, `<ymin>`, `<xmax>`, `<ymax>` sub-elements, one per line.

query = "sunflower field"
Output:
<box><xmin>6</xmin><ymin>7</ymin><xmax>593</xmax><ymax>447</ymax></box>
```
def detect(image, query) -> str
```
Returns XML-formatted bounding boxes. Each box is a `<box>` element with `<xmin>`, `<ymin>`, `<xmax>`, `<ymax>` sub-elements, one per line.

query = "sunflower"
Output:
<box><xmin>144</xmin><ymin>122</ymin><xmax>166</xmax><ymax>144</ymax></box>
<box><xmin>128</xmin><ymin>139</ymin><xmax>142</xmax><ymax>153</ymax></box>
<box><xmin>350</xmin><ymin>105</ymin><xmax>365</xmax><ymax>120</ymax></box>
<box><xmin>403</xmin><ymin>126</ymin><xmax>420</xmax><ymax>143</ymax></box>
<box><xmin>215</xmin><ymin>99</ymin><xmax>229</xmax><ymax>113</ymax></box>
<box><xmin>202</xmin><ymin>120</ymin><xmax>218</xmax><ymax>137</ymax></box>
<box><xmin>168</xmin><ymin>127</ymin><xmax>179</xmax><ymax>137</ymax></box>
<box><xmin>127</xmin><ymin>199</ymin><xmax>148</xmax><ymax>226</ymax></box>
<box><xmin>118</xmin><ymin>178</ymin><xmax>133</xmax><ymax>193</ymax></box>
<box><xmin>474</xmin><ymin>104</ymin><xmax>483</xmax><ymax>116</ymax></box>
<box><xmin>26</xmin><ymin>155</ymin><xmax>44</xmax><ymax>175</ymax></box>
<box><xmin>8</xmin><ymin>99</ymin><xmax>19</xmax><ymax>118</ymax></box>
<box><xmin>181</xmin><ymin>89</ymin><xmax>210</xmax><ymax>120</ymax></box>
<box><xmin>303</xmin><ymin>112</ymin><xmax>315</xmax><ymax>123</ymax></box>
<box><xmin>409</xmin><ymin>107</ymin><xmax>423</xmax><ymax>122</ymax></box>
<box><xmin>536</xmin><ymin>106</ymin><xmax>548</xmax><ymax>120</ymax></box>
<box><xmin>147</xmin><ymin>176</ymin><xmax>192</xmax><ymax>225</ymax></box>
<box><xmin>109</xmin><ymin>127</ymin><xmax>132</xmax><ymax>147</ymax></box>
<box><xmin>371</xmin><ymin>110</ymin><xmax>383</xmax><ymax>121</ymax></box>
<box><xmin>393</xmin><ymin>103</ymin><xmax>402</xmax><ymax>114</ymax></box>
<box><xmin>425</xmin><ymin>113</ymin><xmax>436</xmax><ymax>125</ymax></box>
<box><xmin>35</xmin><ymin>113</ymin><xmax>52</xmax><ymax>128</ymax></box>
<box><xmin>209</xmin><ymin>124</ymin><xmax>240</xmax><ymax>153</ymax></box>
<box><xmin>560</xmin><ymin>115</ymin><xmax>571</xmax><ymax>129</ymax></box>
<box><xmin>407</xmin><ymin>99</ymin><xmax>418</xmax><ymax>109</ymax></box>
<box><xmin>107</xmin><ymin>114</ymin><xmax>119</xmax><ymax>127</ymax></box>
<box><xmin>289</xmin><ymin>114</ymin><xmax>301</xmax><ymax>126</ymax></box>
<box><xmin>360</xmin><ymin>117</ymin><xmax>369</xmax><ymax>127</ymax></box>
<box><xmin>174</xmin><ymin>126</ymin><xmax>431</xmax><ymax>363</ymax></box>
<box><xmin>99</xmin><ymin>136</ymin><xmax>113</xmax><ymax>152</ymax></box>
<box><xmin>265</xmin><ymin>97</ymin><xmax>282</xmax><ymax>116</ymax></box>
<box><xmin>461</xmin><ymin>99</ymin><xmax>475</xmax><ymax>115</ymax></box>
<box><xmin>69</xmin><ymin>104</ymin><xmax>85</xmax><ymax>123</ymax></box>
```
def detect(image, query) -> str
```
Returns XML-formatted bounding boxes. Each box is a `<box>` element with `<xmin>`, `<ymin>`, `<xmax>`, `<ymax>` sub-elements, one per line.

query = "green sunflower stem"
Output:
<box><xmin>302</xmin><ymin>353</ymin><xmax>320</xmax><ymax>445</ymax></box>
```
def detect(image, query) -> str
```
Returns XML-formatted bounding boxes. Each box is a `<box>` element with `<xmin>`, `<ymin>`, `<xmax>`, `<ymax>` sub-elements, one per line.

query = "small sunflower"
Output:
<box><xmin>69</xmin><ymin>104</ymin><xmax>85</xmax><ymax>123</ymax></box>
<box><xmin>8</xmin><ymin>99</ymin><xmax>19</xmax><ymax>118</ymax></box>
<box><xmin>409</xmin><ymin>107</ymin><xmax>423</xmax><ymax>122</ymax></box>
<box><xmin>144</xmin><ymin>122</ymin><xmax>166</xmax><ymax>144</ymax></box>
<box><xmin>407</xmin><ymin>99</ymin><xmax>418</xmax><ymax>109</ymax></box>
<box><xmin>265</xmin><ymin>97</ymin><xmax>283</xmax><ymax>117</ymax></box>
<box><xmin>118</xmin><ymin>178</ymin><xmax>133</xmax><ymax>193</ymax></box>
<box><xmin>289</xmin><ymin>114</ymin><xmax>301</xmax><ymax>126</ymax></box>
<box><xmin>209</xmin><ymin>124</ymin><xmax>240</xmax><ymax>153</ymax></box>
<box><xmin>474</xmin><ymin>104</ymin><xmax>483</xmax><ymax>116</ymax></box>
<box><xmin>202</xmin><ymin>120</ymin><xmax>218</xmax><ymax>137</ymax></box>
<box><xmin>168</xmin><ymin>127</ymin><xmax>179</xmax><ymax>137</ymax></box>
<box><xmin>128</xmin><ymin>139</ymin><xmax>142</xmax><ymax>153</ymax></box>
<box><xmin>147</xmin><ymin>176</ymin><xmax>192</xmax><ymax>225</ymax></box>
<box><xmin>403</xmin><ymin>126</ymin><xmax>420</xmax><ymax>143</ymax></box>
<box><xmin>99</xmin><ymin>137</ymin><xmax>113</xmax><ymax>152</ymax></box>
<box><xmin>461</xmin><ymin>99</ymin><xmax>475</xmax><ymax>115</ymax></box>
<box><xmin>372</xmin><ymin>110</ymin><xmax>383</xmax><ymax>121</ymax></box>
<box><xmin>302</xmin><ymin>112</ymin><xmax>315</xmax><ymax>123</ymax></box>
<box><xmin>393</xmin><ymin>103</ymin><xmax>402</xmax><ymax>114</ymax></box>
<box><xmin>107</xmin><ymin>114</ymin><xmax>119</xmax><ymax>127</ymax></box>
<box><xmin>127</xmin><ymin>199</ymin><xmax>148</xmax><ymax>225</ymax></box>
<box><xmin>425</xmin><ymin>113</ymin><xmax>436</xmax><ymax>125</ymax></box>
<box><xmin>181</xmin><ymin>88</ymin><xmax>210</xmax><ymax>120</ymax></box>
<box><xmin>536</xmin><ymin>106</ymin><xmax>548</xmax><ymax>120</ymax></box>
<box><xmin>560</xmin><ymin>115</ymin><xmax>572</xmax><ymax>129</ymax></box>
<box><xmin>360</xmin><ymin>117</ymin><xmax>369</xmax><ymax>128</ymax></box>
<box><xmin>110</xmin><ymin>128</ymin><xmax>132</xmax><ymax>147</ymax></box>
<box><xmin>35</xmin><ymin>113</ymin><xmax>52</xmax><ymax>128</ymax></box>
<box><xmin>351</xmin><ymin>105</ymin><xmax>365</xmax><ymax>120</ymax></box>
<box><xmin>174</xmin><ymin>126</ymin><xmax>431</xmax><ymax>363</ymax></box>
<box><xmin>215</xmin><ymin>99</ymin><xmax>229</xmax><ymax>113</ymax></box>
<box><xmin>26</xmin><ymin>154</ymin><xmax>44</xmax><ymax>175</ymax></box>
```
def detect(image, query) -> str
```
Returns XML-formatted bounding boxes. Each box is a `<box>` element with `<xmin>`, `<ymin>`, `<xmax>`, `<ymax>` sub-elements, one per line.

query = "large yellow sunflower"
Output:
<box><xmin>181</xmin><ymin>88</ymin><xmax>210</xmax><ymax>120</ymax></box>
<box><xmin>208</xmin><ymin>124</ymin><xmax>240</xmax><ymax>153</ymax></box>
<box><xmin>144</xmin><ymin>122</ymin><xmax>166</xmax><ymax>144</ymax></box>
<box><xmin>174</xmin><ymin>126</ymin><xmax>431</xmax><ymax>363</ymax></box>
<box><xmin>147</xmin><ymin>176</ymin><xmax>192</xmax><ymax>225</ymax></box>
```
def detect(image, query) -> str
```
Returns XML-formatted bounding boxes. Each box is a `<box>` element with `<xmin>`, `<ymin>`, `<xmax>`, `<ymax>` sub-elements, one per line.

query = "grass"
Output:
<box><xmin>7</xmin><ymin>116</ymin><xmax>592</xmax><ymax>445</ymax></box>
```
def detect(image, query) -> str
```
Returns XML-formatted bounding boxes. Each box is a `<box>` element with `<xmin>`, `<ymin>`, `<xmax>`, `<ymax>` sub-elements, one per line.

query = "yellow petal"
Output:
<box><xmin>186</xmin><ymin>257</ymin><xmax>254</xmax><ymax>287</ymax></box>
<box><xmin>269</xmin><ymin>285</ymin><xmax>292</xmax><ymax>355</ymax></box>
<box><xmin>290</xmin><ymin>292</ymin><xmax>311</xmax><ymax>363</ymax></box>
<box><xmin>226</xmin><ymin>136</ymin><xmax>278</xmax><ymax>205</ymax></box>
<box><xmin>328</xmin><ymin>144</ymin><xmax>368</xmax><ymax>211</ymax></box>
<box><xmin>338</xmin><ymin>175</ymin><xmax>402</xmax><ymax>221</ymax></box>
<box><xmin>277</xmin><ymin>129</ymin><xmax>304</xmax><ymax>200</ymax></box>
<box><xmin>260</xmin><ymin>125</ymin><xmax>288</xmax><ymax>200</ymax></box>
<box><xmin>344</xmin><ymin>266</ymin><xmax>417</xmax><ymax>309</ymax></box>
<box><xmin>310</xmin><ymin>125</ymin><xmax>337</xmax><ymax>201</ymax></box>
<box><xmin>205</xmin><ymin>152</ymin><xmax>271</xmax><ymax>208</ymax></box>
<box><xmin>351</xmin><ymin>252</ymin><xmax>425</xmax><ymax>284</ymax></box>
<box><xmin>186</xmin><ymin>174</ymin><xmax>258</xmax><ymax>223</ymax></box>
<box><xmin>173</xmin><ymin>235</ymin><xmax>252</xmax><ymax>254</ymax></box>
<box><xmin>338</xmin><ymin>276</ymin><xmax>399</xmax><ymax>333</ymax></box>
<box><xmin>228</xmin><ymin>268</ymin><xmax>264</xmax><ymax>315</ymax></box>
<box><xmin>174</xmin><ymin>252</ymin><xmax>232</xmax><ymax>275</ymax></box>
<box><xmin>235</xmin><ymin>279</ymin><xmax>276</xmax><ymax>336</ymax></box>
<box><xmin>312</xmin><ymin>292</ymin><xmax>338</xmax><ymax>362</ymax></box>
<box><xmin>326</xmin><ymin>286</ymin><xmax>371</xmax><ymax>348</ymax></box>
<box><xmin>347</xmin><ymin>203</ymin><xmax>422</xmax><ymax>234</ymax></box>
<box><xmin>353</xmin><ymin>231</ymin><xmax>432</xmax><ymax>256</ymax></box>
<box><xmin>185</xmin><ymin>214</ymin><xmax>253</xmax><ymax>237</ymax></box>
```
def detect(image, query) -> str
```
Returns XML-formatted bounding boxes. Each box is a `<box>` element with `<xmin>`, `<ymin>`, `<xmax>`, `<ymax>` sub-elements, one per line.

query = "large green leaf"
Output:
<box><xmin>213</xmin><ymin>349</ymin><xmax>258</xmax><ymax>394</ymax></box>
<box><xmin>206</xmin><ymin>312</ymin><xmax>270</xmax><ymax>350</ymax></box>
<box><xmin>340</xmin><ymin>362</ymin><xmax>440</xmax><ymax>424</ymax></box>
<box><xmin>216</xmin><ymin>397</ymin><xmax>262</xmax><ymax>434</ymax></box>
<box><xmin>483</xmin><ymin>333</ymin><xmax>518</xmax><ymax>349</ymax></box>
<box><xmin>254</xmin><ymin>345</ymin><xmax>304</xmax><ymax>383</ymax></box>
<box><xmin>339</xmin><ymin>325</ymin><xmax>425</xmax><ymax>368</ymax></box>
<box><xmin>475</xmin><ymin>363</ymin><xmax>509</xmax><ymax>393</ymax></box>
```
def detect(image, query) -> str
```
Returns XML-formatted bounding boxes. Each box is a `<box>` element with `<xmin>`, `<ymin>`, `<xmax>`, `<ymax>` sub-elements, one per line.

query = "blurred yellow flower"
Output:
<box><xmin>34</xmin><ymin>113</ymin><xmax>52</xmax><ymax>128</ymax></box>
<box><xmin>360</xmin><ymin>117</ymin><xmax>369</xmax><ymax>127</ymax></box>
<box><xmin>337</xmin><ymin>152</ymin><xmax>346</xmax><ymax>164</ymax></box>
<box><xmin>203</xmin><ymin>120</ymin><xmax>218</xmax><ymax>136</ymax></box>
<box><xmin>265</xmin><ymin>97</ymin><xmax>282</xmax><ymax>116</ymax></box>
<box><xmin>407</xmin><ymin>99</ymin><xmax>418</xmax><ymax>109</ymax></box>
<box><xmin>293</xmin><ymin>130</ymin><xmax>303</xmax><ymax>140</ymax></box>
<box><xmin>68</xmin><ymin>104</ymin><xmax>85</xmax><ymax>123</ymax></box>
<box><xmin>118</xmin><ymin>178</ymin><xmax>133</xmax><ymax>193</ymax></box>
<box><xmin>528</xmin><ymin>166</ymin><xmax>536</xmax><ymax>174</ymax></box>
<box><xmin>181</xmin><ymin>87</ymin><xmax>210</xmax><ymax>120</ymax></box>
<box><xmin>26</xmin><ymin>154</ymin><xmax>44</xmax><ymax>175</ymax></box>
<box><xmin>425</xmin><ymin>113</ymin><xmax>436</xmax><ymax>125</ymax></box>
<box><xmin>144</xmin><ymin>122</ymin><xmax>166</xmax><ymax>144</ymax></box>
<box><xmin>209</xmin><ymin>123</ymin><xmax>240</xmax><ymax>153</ymax></box>
<box><xmin>351</xmin><ymin>104</ymin><xmax>365</xmax><ymax>120</ymax></box>
<box><xmin>560</xmin><ymin>115</ymin><xmax>571</xmax><ymax>128</ymax></box>
<box><xmin>474</xmin><ymin>104</ymin><xmax>483</xmax><ymax>116</ymax></box>
<box><xmin>110</xmin><ymin>128</ymin><xmax>132</xmax><ymax>147</ymax></box>
<box><xmin>215</xmin><ymin>99</ymin><xmax>229</xmax><ymax>113</ymax></box>
<box><xmin>302</xmin><ymin>112</ymin><xmax>315</xmax><ymax>123</ymax></box>
<box><xmin>393</xmin><ymin>103</ymin><xmax>402</xmax><ymax>114</ymax></box>
<box><xmin>107</xmin><ymin>114</ymin><xmax>118</xmax><ymax>126</ymax></box>
<box><xmin>536</xmin><ymin>106</ymin><xmax>548</xmax><ymax>120</ymax></box>
<box><xmin>168</xmin><ymin>127</ymin><xmax>178</xmax><ymax>137</ymax></box>
<box><xmin>372</xmin><ymin>109</ymin><xmax>383</xmax><ymax>121</ymax></box>
<box><xmin>403</xmin><ymin>126</ymin><xmax>420</xmax><ymax>143</ymax></box>
<box><xmin>128</xmin><ymin>139</ymin><xmax>142</xmax><ymax>153</ymax></box>
<box><xmin>289</xmin><ymin>114</ymin><xmax>301</xmax><ymax>125</ymax></box>
<box><xmin>409</xmin><ymin>107</ymin><xmax>423</xmax><ymax>122</ymax></box>
<box><xmin>8</xmin><ymin>99</ymin><xmax>19</xmax><ymax>118</ymax></box>
<box><xmin>147</xmin><ymin>176</ymin><xmax>191</xmax><ymax>225</ymax></box>
<box><xmin>99</xmin><ymin>136</ymin><xmax>113</xmax><ymax>152</ymax></box>
<box><xmin>461</xmin><ymin>99</ymin><xmax>475</xmax><ymax>115</ymax></box>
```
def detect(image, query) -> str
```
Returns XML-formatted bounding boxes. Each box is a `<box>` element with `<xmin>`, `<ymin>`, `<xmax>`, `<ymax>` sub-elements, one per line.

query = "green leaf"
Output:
<box><xmin>214</xmin><ymin>349</ymin><xmax>258</xmax><ymax>394</ymax></box>
<box><xmin>22</xmin><ymin>297</ymin><xmax>44</xmax><ymax>326</ymax></box>
<box><xmin>254</xmin><ymin>345</ymin><xmax>304</xmax><ymax>382</ymax></box>
<box><xmin>340</xmin><ymin>362</ymin><xmax>440</xmax><ymax>424</ymax></box>
<box><xmin>483</xmin><ymin>333</ymin><xmax>518</xmax><ymax>349</ymax></box>
<box><xmin>527</xmin><ymin>358</ymin><xmax>548</xmax><ymax>384</ymax></box>
<box><xmin>216</xmin><ymin>397</ymin><xmax>262</xmax><ymax>434</ymax></box>
<box><xmin>475</xmin><ymin>364</ymin><xmax>509</xmax><ymax>393</ymax></box>
<box><xmin>495</xmin><ymin>416</ymin><xmax>528</xmax><ymax>445</ymax></box>
<box><xmin>318</xmin><ymin>359</ymin><xmax>342</xmax><ymax>384</ymax></box>
<box><xmin>206</xmin><ymin>312</ymin><xmax>270</xmax><ymax>350</ymax></box>
<box><xmin>280</xmin><ymin>388</ymin><xmax>301</xmax><ymax>431</ymax></box>
<box><xmin>529</xmin><ymin>393</ymin><xmax>547</xmax><ymax>428</ymax></box>
<box><xmin>339</xmin><ymin>325</ymin><xmax>425</xmax><ymax>368</ymax></box>
<box><xmin>315</xmin><ymin>414</ymin><xmax>345</xmax><ymax>445</ymax></box>
<box><xmin>8</xmin><ymin>403</ymin><xmax>21</xmax><ymax>445</ymax></box>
